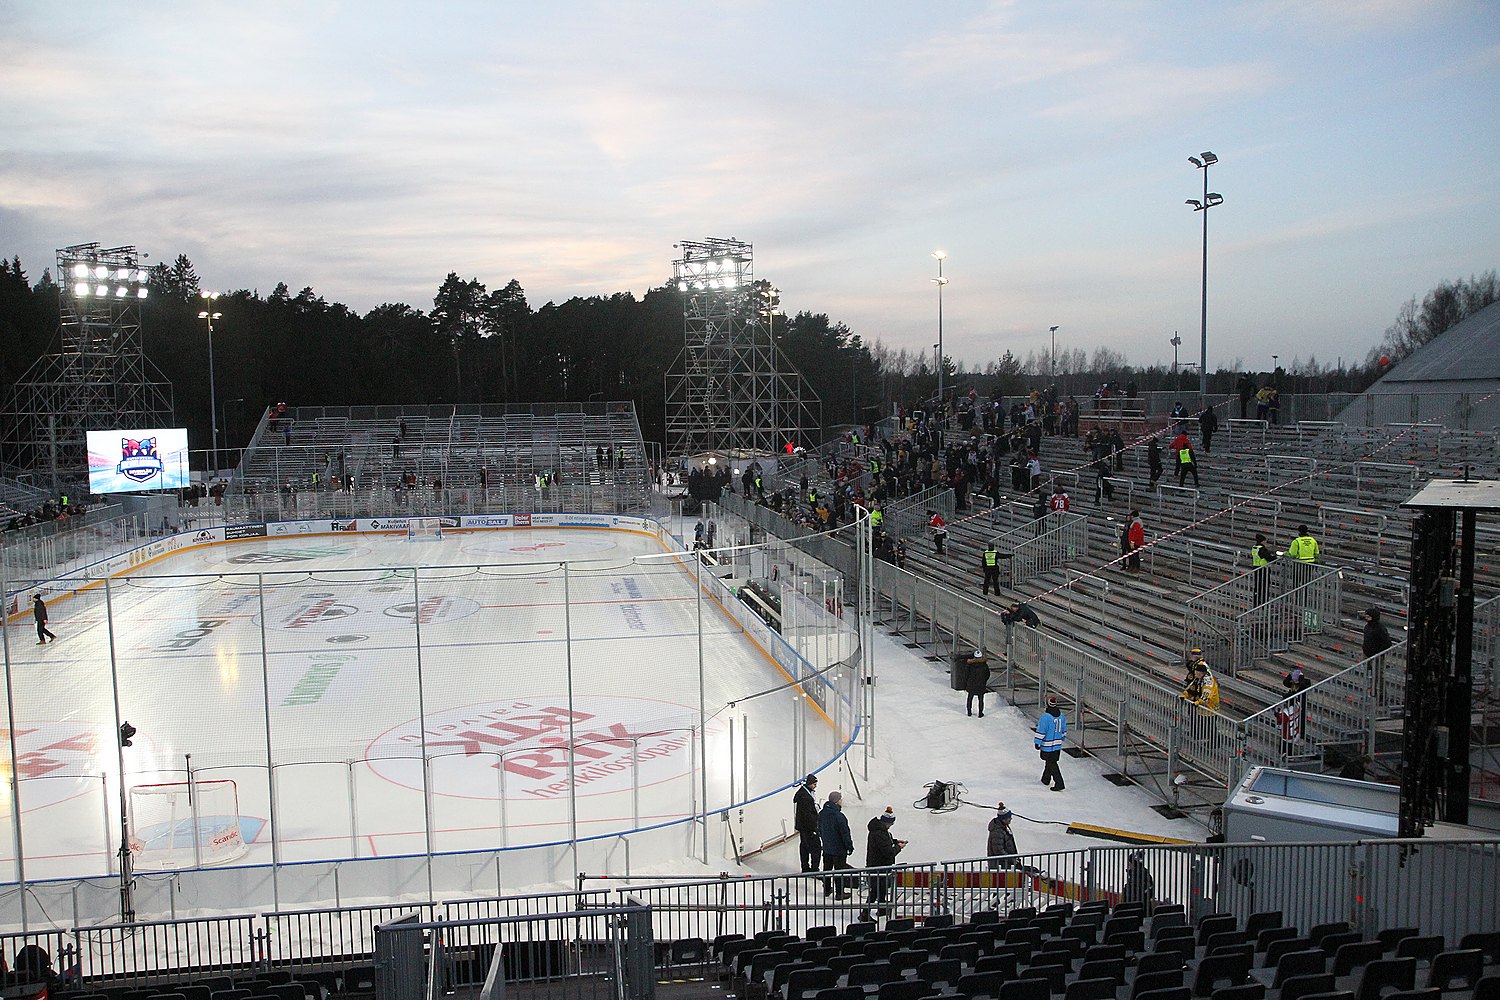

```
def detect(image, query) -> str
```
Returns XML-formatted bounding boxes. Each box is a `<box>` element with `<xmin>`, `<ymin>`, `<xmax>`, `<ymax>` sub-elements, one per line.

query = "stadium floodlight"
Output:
<box><xmin>73</xmin><ymin>282</ymin><xmax>89</xmax><ymax>296</ymax></box>
<box><xmin>94</xmin><ymin>265</ymin><xmax>108</xmax><ymax>279</ymax></box>
<box><xmin>1187</xmin><ymin>149</ymin><xmax>1223</xmax><ymax>399</ymax></box>
<box><xmin>72</xmin><ymin>264</ymin><xmax>88</xmax><ymax>279</ymax></box>
<box><xmin>95</xmin><ymin>284</ymin><xmax>109</xmax><ymax>296</ymax></box>
<box><xmin>115</xmin><ymin>286</ymin><xmax>128</xmax><ymax>297</ymax></box>
<box><xmin>931</xmin><ymin>251</ymin><xmax>948</xmax><ymax>411</ymax></box>
<box><xmin>199</xmin><ymin>291</ymin><xmax>223</xmax><ymax>473</ymax></box>
<box><xmin>137</xmin><ymin>288</ymin><xmax>148</xmax><ymax>299</ymax></box>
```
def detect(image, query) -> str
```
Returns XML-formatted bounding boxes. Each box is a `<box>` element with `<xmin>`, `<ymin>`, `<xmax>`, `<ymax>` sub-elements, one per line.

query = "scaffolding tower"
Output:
<box><xmin>663</xmin><ymin>237</ymin><xmax>820</xmax><ymax>461</ymax></box>
<box><xmin>2</xmin><ymin>243</ymin><xmax>174</xmax><ymax>487</ymax></box>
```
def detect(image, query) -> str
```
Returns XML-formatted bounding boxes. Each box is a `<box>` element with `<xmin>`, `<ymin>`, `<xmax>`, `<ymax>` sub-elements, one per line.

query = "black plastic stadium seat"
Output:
<box><xmin>816</xmin><ymin>989</ymin><xmax>866</xmax><ymax>1000</ymax></box>
<box><xmin>1472</xmin><ymin>977</ymin><xmax>1500</xmax><ymax>1000</ymax></box>
<box><xmin>1279</xmin><ymin>975</ymin><xmax>1338</xmax><ymax>1000</ymax></box>
<box><xmin>1198</xmin><ymin>915</ymin><xmax>1238</xmax><ymax>947</ymax></box>
<box><xmin>956</xmin><ymin>972</ymin><xmax>1010</xmax><ymax>1000</ymax></box>
<box><xmin>1131</xmin><ymin>970</ymin><xmax>1184</xmax><ymax>1000</ymax></box>
<box><xmin>1426</xmin><ymin>950</ymin><xmax>1485</xmax><ymax>993</ymax></box>
<box><xmin>847</xmin><ymin>963</ymin><xmax>899</xmax><ymax>991</ymax></box>
<box><xmin>1335</xmin><ymin>942</ymin><xmax>1387</xmax><ymax>977</ymax></box>
<box><xmin>877</xmin><ymin>983</ymin><xmax>927</xmax><ymax>1000</ymax></box>
<box><xmin>1242</xmin><ymin>913</ymin><xmax>1282</xmax><ymax>941</ymax></box>
<box><xmin>1190</xmin><ymin>951</ymin><xmax>1251</xmax><ymax>997</ymax></box>
<box><xmin>1066</xmin><ymin>980</ymin><xmax>1118</xmax><ymax>1000</ymax></box>
<box><xmin>1354</xmin><ymin>958</ymin><xmax>1417</xmax><ymax>1000</ymax></box>
<box><xmin>1134</xmin><ymin>988</ymin><xmax>1191</xmax><ymax>1000</ymax></box>
<box><xmin>1208</xmin><ymin>985</ymin><xmax>1263</xmax><ymax>1000</ymax></box>
<box><xmin>1273</xmin><ymin>950</ymin><xmax>1329</xmax><ymax>989</ymax></box>
<box><xmin>997</xmin><ymin>979</ymin><xmax>1051</xmax><ymax>1000</ymax></box>
<box><xmin>1460</xmin><ymin>933</ymin><xmax>1500</xmax><ymax>966</ymax></box>
<box><xmin>1395</xmin><ymin>937</ymin><xmax>1445</xmax><ymax>965</ymax></box>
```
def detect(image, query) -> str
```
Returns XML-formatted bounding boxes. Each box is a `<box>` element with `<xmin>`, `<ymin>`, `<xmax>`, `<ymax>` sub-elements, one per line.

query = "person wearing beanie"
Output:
<box><xmin>860</xmin><ymin>806</ymin><xmax>906</xmax><ymax>920</ymax></box>
<box><xmin>1362</xmin><ymin>607</ymin><xmax>1393</xmax><ymax>660</ymax></box>
<box><xmin>1034</xmin><ymin>696</ymin><xmax>1067</xmax><ymax>791</ymax></box>
<box><xmin>793</xmin><ymin>774</ymin><xmax>821</xmax><ymax>874</ymax></box>
<box><xmin>986</xmin><ymin>804</ymin><xmax>1018</xmax><ymax>870</ymax></box>
<box><xmin>817</xmin><ymin>790</ymin><xmax>853</xmax><ymax>898</ymax></box>
<box><xmin>963</xmin><ymin>649</ymin><xmax>991</xmax><ymax>718</ymax></box>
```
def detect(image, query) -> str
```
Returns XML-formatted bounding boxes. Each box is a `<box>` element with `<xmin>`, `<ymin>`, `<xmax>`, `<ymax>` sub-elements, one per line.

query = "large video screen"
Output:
<box><xmin>86</xmin><ymin>428</ymin><xmax>190</xmax><ymax>493</ymax></box>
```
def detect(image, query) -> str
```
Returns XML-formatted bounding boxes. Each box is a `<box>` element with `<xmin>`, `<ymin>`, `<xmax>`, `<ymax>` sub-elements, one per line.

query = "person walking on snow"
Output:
<box><xmin>817</xmin><ymin>791</ymin><xmax>854</xmax><ymax>898</ymax></box>
<box><xmin>793</xmin><ymin>774</ymin><xmax>821</xmax><ymax>873</ymax></box>
<box><xmin>964</xmin><ymin>649</ymin><xmax>991</xmax><ymax>717</ymax></box>
<box><xmin>1034</xmin><ymin>697</ymin><xmax>1067</xmax><ymax>791</ymax></box>
<box><xmin>986</xmin><ymin>803</ymin><xmax>1018</xmax><ymax>869</ymax></box>
<box><xmin>32</xmin><ymin>595</ymin><xmax>55</xmax><ymax>644</ymax></box>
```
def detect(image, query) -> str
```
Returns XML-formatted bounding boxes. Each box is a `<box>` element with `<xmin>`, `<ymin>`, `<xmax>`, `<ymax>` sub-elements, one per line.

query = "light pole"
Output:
<box><xmin>1171</xmin><ymin>332</ymin><xmax>1182</xmax><ymax>381</ymax></box>
<box><xmin>1186</xmin><ymin>151</ymin><xmax>1222</xmax><ymax>400</ymax></box>
<box><xmin>931</xmin><ymin>251</ymin><xmax>948</xmax><ymax>414</ymax></box>
<box><xmin>1049</xmin><ymin>325</ymin><xmax>1060</xmax><ymax>381</ymax></box>
<box><xmin>223</xmin><ymin>397</ymin><xmax>244</xmax><ymax>471</ymax></box>
<box><xmin>198</xmin><ymin>292</ymin><xmax>222</xmax><ymax>475</ymax></box>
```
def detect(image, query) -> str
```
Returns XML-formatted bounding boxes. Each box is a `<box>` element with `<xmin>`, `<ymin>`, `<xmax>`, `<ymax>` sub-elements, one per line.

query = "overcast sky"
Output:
<box><xmin>2</xmin><ymin>1</ymin><xmax>1497</xmax><ymax>373</ymax></box>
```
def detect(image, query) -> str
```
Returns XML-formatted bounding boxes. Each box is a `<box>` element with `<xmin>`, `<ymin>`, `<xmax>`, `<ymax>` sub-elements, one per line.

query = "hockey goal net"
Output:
<box><xmin>128</xmin><ymin>778</ymin><xmax>248</xmax><ymax>870</ymax></box>
<box><xmin>407</xmin><ymin>516</ymin><xmax>445</xmax><ymax>541</ymax></box>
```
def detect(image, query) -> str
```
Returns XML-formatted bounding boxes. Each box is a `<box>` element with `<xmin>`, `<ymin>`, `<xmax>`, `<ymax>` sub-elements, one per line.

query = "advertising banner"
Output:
<box><xmin>224</xmin><ymin>523</ymin><xmax>268</xmax><ymax>540</ymax></box>
<box><xmin>461</xmin><ymin>514</ymin><xmax>513</xmax><ymax>529</ymax></box>
<box><xmin>86</xmin><ymin>428</ymin><xmax>190</xmax><ymax>493</ymax></box>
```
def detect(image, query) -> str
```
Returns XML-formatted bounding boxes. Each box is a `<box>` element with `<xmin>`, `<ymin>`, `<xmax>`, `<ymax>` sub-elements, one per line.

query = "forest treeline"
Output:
<box><xmin>0</xmin><ymin>252</ymin><xmax>1491</xmax><ymax>452</ymax></box>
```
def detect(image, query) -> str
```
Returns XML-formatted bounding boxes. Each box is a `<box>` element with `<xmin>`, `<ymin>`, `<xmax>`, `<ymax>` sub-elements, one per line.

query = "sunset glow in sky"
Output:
<box><xmin>2</xmin><ymin>1</ymin><xmax>1497</xmax><ymax>372</ymax></box>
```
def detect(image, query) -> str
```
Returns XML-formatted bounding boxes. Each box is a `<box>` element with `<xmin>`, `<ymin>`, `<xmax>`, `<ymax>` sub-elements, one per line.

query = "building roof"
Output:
<box><xmin>1375</xmin><ymin>299</ymin><xmax>1500</xmax><ymax>385</ymax></box>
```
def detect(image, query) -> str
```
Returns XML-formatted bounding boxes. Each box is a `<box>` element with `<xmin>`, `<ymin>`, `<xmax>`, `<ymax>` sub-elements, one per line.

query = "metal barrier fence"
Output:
<box><xmin>2</xmin><ymin>839</ymin><xmax>1495</xmax><ymax>988</ymax></box>
<box><xmin>1184</xmin><ymin>561</ymin><xmax>1339</xmax><ymax>676</ymax></box>
<box><xmin>1006</xmin><ymin>511</ymin><xmax>1087</xmax><ymax>588</ymax></box>
<box><xmin>619</xmin><ymin>837</ymin><xmax>1499</xmax><ymax>947</ymax></box>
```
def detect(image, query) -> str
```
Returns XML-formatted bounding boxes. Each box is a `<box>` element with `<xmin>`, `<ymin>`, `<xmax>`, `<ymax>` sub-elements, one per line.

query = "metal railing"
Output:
<box><xmin>1184</xmin><ymin>561</ymin><xmax>1340</xmax><ymax>675</ymax></box>
<box><xmin>1007</xmin><ymin>511</ymin><xmax>1087</xmax><ymax>587</ymax></box>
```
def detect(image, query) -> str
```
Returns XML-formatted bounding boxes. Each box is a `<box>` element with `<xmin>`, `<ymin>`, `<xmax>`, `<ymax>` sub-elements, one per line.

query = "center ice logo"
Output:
<box><xmin>118</xmin><ymin>437</ymin><xmax>163</xmax><ymax>483</ymax></box>
<box><xmin>365</xmin><ymin>697</ymin><xmax>699</xmax><ymax>800</ymax></box>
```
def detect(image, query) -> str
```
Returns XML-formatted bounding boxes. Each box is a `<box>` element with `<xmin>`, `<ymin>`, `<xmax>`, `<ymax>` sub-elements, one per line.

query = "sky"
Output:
<box><xmin>2</xmin><ymin>0</ymin><xmax>1498</xmax><ymax>375</ymax></box>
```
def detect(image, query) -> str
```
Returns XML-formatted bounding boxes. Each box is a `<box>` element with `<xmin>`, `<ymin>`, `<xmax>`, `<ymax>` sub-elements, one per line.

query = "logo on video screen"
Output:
<box><xmin>118</xmin><ymin>437</ymin><xmax>164</xmax><ymax>483</ymax></box>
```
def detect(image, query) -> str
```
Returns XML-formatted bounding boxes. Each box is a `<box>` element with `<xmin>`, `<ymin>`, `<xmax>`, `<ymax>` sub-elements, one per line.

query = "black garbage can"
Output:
<box><xmin>949</xmin><ymin>653</ymin><xmax>970</xmax><ymax>691</ymax></box>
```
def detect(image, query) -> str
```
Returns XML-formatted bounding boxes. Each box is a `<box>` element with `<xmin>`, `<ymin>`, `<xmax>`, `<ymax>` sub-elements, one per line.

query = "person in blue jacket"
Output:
<box><xmin>1035</xmin><ymin>696</ymin><xmax>1067</xmax><ymax>791</ymax></box>
<box><xmin>817</xmin><ymin>790</ymin><xmax>854</xmax><ymax>899</ymax></box>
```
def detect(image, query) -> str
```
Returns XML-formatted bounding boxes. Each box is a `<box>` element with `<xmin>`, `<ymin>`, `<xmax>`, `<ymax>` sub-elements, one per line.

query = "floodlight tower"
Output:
<box><xmin>1</xmin><ymin>244</ymin><xmax>174</xmax><ymax>487</ymax></box>
<box><xmin>664</xmin><ymin>237</ymin><xmax>819</xmax><ymax>460</ymax></box>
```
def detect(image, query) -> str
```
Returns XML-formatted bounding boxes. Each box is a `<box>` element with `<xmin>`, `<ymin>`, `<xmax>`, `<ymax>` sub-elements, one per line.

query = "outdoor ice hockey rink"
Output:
<box><xmin>0</xmin><ymin>519</ymin><xmax>859</xmax><ymax>895</ymax></box>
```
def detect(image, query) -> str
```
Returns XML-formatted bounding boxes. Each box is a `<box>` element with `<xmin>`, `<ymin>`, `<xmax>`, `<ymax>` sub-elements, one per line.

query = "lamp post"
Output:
<box><xmin>1186</xmin><ymin>151</ymin><xmax>1222</xmax><ymax>401</ymax></box>
<box><xmin>1171</xmin><ymin>332</ymin><xmax>1182</xmax><ymax>381</ymax></box>
<box><xmin>1049</xmin><ymin>325</ymin><xmax>1060</xmax><ymax>381</ymax></box>
<box><xmin>931</xmin><ymin>251</ymin><xmax>948</xmax><ymax>415</ymax></box>
<box><xmin>198</xmin><ymin>292</ymin><xmax>222</xmax><ymax>475</ymax></box>
<box><xmin>223</xmin><ymin>397</ymin><xmax>244</xmax><ymax>472</ymax></box>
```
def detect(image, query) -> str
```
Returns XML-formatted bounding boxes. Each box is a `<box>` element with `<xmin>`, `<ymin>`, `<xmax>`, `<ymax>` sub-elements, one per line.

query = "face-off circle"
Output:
<box><xmin>365</xmin><ymin>696</ymin><xmax>701</xmax><ymax>800</ymax></box>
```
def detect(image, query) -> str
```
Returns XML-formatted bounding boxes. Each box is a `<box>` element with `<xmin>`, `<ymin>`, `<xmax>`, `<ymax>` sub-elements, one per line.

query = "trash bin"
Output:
<box><xmin>950</xmin><ymin>653</ymin><xmax>970</xmax><ymax>691</ymax></box>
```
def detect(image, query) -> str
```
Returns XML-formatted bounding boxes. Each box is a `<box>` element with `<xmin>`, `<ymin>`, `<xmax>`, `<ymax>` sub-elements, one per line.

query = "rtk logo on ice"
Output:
<box><xmin>118</xmin><ymin>437</ymin><xmax>163</xmax><ymax>483</ymax></box>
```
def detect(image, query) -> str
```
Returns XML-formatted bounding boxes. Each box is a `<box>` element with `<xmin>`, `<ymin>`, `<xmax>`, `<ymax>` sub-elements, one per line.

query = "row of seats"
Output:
<box><xmin>691</xmin><ymin>900</ymin><xmax>1500</xmax><ymax>1000</ymax></box>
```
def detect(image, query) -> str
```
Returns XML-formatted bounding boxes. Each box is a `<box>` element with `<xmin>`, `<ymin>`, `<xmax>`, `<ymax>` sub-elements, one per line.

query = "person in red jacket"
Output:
<box><xmin>928</xmin><ymin>510</ymin><xmax>948</xmax><ymax>555</ymax></box>
<box><xmin>1126</xmin><ymin>510</ymin><xmax>1145</xmax><ymax>572</ymax></box>
<box><xmin>1047</xmin><ymin>484</ymin><xmax>1071</xmax><ymax>513</ymax></box>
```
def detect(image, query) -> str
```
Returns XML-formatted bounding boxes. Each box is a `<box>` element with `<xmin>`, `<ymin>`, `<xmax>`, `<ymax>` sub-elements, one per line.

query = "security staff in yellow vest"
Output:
<box><xmin>1287</xmin><ymin>525</ymin><xmax>1319</xmax><ymax>563</ymax></box>
<box><xmin>981</xmin><ymin>542</ymin><xmax>1002</xmax><ymax>596</ymax></box>
<box><xmin>1250</xmin><ymin>532</ymin><xmax>1277</xmax><ymax>603</ymax></box>
<box><xmin>869</xmin><ymin>506</ymin><xmax>884</xmax><ymax>531</ymax></box>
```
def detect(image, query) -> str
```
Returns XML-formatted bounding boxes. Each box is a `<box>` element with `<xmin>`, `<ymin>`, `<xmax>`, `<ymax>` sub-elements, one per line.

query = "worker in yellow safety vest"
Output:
<box><xmin>982</xmin><ymin>543</ymin><xmax>1002</xmax><ymax>596</ymax></box>
<box><xmin>1286</xmin><ymin>525</ymin><xmax>1319</xmax><ymax>563</ymax></box>
<box><xmin>869</xmin><ymin>507</ymin><xmax>884</xmax><ymax>531</ymax></box>
<box><xmin>1180</xmin><ymin>650</ymin><xmax>1221</xmax><ymax>712</ymax></box>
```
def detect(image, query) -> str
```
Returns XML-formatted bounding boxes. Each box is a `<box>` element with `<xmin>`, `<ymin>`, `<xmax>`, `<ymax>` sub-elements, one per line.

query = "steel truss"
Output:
<box><xmin>2</xmin><ymin>244</ymin><xmax>174</xmax><ymax>487</ymax></box>
<box><xmin>664</xmin><ymin>237</ymin><xmax>820</xmax><ymax>460</ymax></box>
